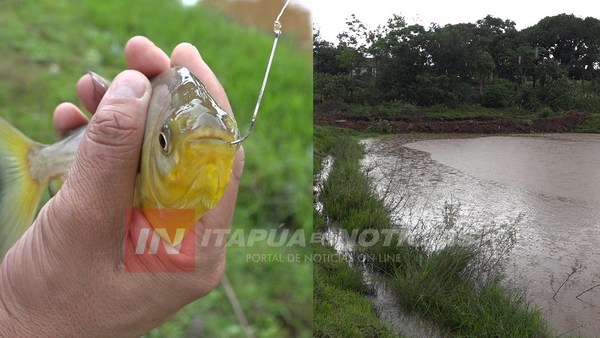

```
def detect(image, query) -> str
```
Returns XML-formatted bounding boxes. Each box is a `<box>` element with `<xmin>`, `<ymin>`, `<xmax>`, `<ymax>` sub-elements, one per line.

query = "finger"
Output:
<box><xmin>76</xmin><ymin>74</ymin><xmax>102</xmax><ymax>114</ymax></box>
<box><xmin>77</xmin><ymin>70</ymin><xmax>114</xmax><ymax>114</ymax></box>
<box><xmin>88</xmin><ymin>71</ymin><xmax>111</xmax><ymax>100</ymax></box>
<box><xmin>125</xmin><ymin>36</ymin><xmax>171</xmax><ymax>77</ymax></box>
<box><xmin>56</xmin><ymin>70</ymin><xmax>152</xmax><ymax>247</ymax></box>
<box><xmin>170</xmin><ymin>43</ymin><xmax>233</xmax><ymax>114</ymax></box>
<box><xmin>76</xmin><ymin>36</ymin><xmax>170</xmax><ymax>114</ymax></box>
<box><xmin>53</xmin><ymin>102</ymin><xmax>89</xmax><ymax>137</ymax></box>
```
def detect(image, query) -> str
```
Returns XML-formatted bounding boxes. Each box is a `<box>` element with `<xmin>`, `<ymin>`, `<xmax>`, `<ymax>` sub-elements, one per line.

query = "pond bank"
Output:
<box><xmin>313</xmin><ymin>126</ymin><xmax>550</xmax><ymax>337</ymax></box>
<box><xmin>315</xmin><ymin>111</ymin><xmax>589</xmax><ymax>134</ymax></box>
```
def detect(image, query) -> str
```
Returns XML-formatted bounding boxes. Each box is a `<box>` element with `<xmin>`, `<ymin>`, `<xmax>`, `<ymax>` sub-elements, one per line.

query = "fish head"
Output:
<box><xmin>139</xmin><ymin>66</ymin><xmax>239</xmax><ymax>221</ymax></box>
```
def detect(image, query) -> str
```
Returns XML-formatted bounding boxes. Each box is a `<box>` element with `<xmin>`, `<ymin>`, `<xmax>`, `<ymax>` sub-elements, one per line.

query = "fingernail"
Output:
<box><xmin>107</xmin><ymin>71</ymin><xmax>146</xmax><ymax>98</ymax></box>
<box><xmin>88</xmin><ymin>71</ymin><xmax>110</xmax><ymax>101</ymax></box>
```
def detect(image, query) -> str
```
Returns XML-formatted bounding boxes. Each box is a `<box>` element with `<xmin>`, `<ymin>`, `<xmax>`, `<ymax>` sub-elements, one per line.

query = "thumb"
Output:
<box><xmin>53</xmin><ymin>70</ymin><xmax>152</xmax><ymax>245</ymax></box>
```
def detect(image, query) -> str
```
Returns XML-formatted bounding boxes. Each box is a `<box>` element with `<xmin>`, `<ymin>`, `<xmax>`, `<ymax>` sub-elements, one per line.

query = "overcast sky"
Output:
<box><xmin>295</xmin><ymin>0</ymin><xmax>600</xmax><ymax>43</ymax></box>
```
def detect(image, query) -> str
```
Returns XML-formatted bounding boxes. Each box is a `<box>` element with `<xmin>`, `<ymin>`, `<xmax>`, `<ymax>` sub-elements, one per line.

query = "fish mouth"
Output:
<box><xmin>189</xmin><ymin>135</ymin><xmax>234</xmax><ymax>145</ymax></box>
<box><xmin>176</xmin><ymin>134</ymin><xmax>238</xmax><ymax>211</ymax></box>
<box><xmin>187</xmin><ymin>129</ymin><xmax>236</xmax><ymax>145</ymax></box>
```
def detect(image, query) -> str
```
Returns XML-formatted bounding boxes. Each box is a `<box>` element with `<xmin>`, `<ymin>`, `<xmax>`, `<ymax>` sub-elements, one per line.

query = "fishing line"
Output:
<box><xmin>230</xmin><ymin>0</ymin><xmax>291</xmax><ymax>145</ymax></box>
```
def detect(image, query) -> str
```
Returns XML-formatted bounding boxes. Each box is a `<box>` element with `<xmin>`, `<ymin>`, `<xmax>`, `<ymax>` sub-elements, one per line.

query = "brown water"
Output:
<box><xmin>361</xmin><ymin>134</ymin><xmax>600</xmax><ymax>337</ymax></box>
<box><xmin>317</xmin><ymin>156</ymin><xmax>444</xmax><ymax>337</ymax></box>
<box><xmin>321</xmin><ymin>225</ymin><xmax>446</xmax><ymax>337</ymax></box>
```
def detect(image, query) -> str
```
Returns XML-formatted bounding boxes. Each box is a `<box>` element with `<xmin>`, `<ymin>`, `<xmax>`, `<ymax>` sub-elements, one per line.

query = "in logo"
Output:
<box><xmin>124</xmin><ymin>208</ymin><xmax>196</xmax><ymax>272</ymax></box>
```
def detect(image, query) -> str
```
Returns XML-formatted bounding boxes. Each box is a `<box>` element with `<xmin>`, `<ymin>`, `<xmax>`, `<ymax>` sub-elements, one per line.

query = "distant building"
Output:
<box><xmin>352</xmin><ymin>57</ymin><xmax>377</xmax><ymax>77</ymax></box>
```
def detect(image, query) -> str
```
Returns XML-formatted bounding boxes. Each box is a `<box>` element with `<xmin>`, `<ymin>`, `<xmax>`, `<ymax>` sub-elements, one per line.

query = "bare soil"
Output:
<box><xmin>314</xmin><ymin>111</ymin><xmax>590</xmax><ymax>134</ymax></box>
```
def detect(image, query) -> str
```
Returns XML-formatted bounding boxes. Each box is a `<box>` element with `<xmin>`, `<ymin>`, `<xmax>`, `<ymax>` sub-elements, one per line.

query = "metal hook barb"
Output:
<box><xmin>230</xmin><ymin>0</ymin><xmax>291</xmax><ymax>145</ymax></box>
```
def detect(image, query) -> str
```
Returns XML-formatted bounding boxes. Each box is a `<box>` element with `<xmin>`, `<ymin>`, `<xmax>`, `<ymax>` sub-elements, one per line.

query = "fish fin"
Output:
<box><xmin>48</xmin><ymin>178</ymin><xmax>64</xmax><ymax>197</ymax></box>
<box><xmin>0</xmin><ymin>117</ymin><xmax>46</xmax><ymax>256</ymax></box>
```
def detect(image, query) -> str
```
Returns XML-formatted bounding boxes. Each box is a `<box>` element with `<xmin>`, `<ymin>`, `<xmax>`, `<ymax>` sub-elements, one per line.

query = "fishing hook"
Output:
<box><xmin>230</xmin><ymin>0</ymin><xmax>291</xmax><ymax>145</ymax></box>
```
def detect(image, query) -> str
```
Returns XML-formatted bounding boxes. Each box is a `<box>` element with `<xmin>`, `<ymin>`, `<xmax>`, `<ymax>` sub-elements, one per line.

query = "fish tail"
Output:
<box><xmin>0</xmin><ymin>117</ymin><xmax>46</xmax><ymax>255</ymax></box>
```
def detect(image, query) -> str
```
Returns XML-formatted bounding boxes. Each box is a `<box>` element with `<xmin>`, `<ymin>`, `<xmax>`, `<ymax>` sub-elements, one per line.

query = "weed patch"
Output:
<box><xmin>314</xmin><ymin>126</ymin><xmax>551</xmax><ymax>337</ymax></box>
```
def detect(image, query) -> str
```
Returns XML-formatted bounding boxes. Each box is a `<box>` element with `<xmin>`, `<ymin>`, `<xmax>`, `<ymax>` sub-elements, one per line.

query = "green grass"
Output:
<box><xmin>313</xmin><ymin>241</ymin><xmax>398</xmax><ymax>338</ymax></box>
<box><xmin>316</xmin><ymin>101</ymin><xmax>538</xmax><ymax>121</ymax></box>
<box><xmin>318</xmin><ymin>129</ymin><xmax>392</xmax><ymax>232</ymax></box>
<box><xmin>148</xmin><ymin>241</ymin><xmax>312</xmax><ymax>337</ymax></box>
<box><xmin>321</xmin><ymin>100</ymin><xmax>600</xmax><ymax>132</ymax></box>
<box><xmin>388</xmin><ymin>245</ymin><xmax>548</xmax><ymax>337</ymax></box>
<box><xmin>1</xmin><ymin>0</ymin><xmax>311</xmax><ymax>336</ymax></box>
<box><xmin>314</xmin><ymin>126</ymin><xmax>360</xmax><ymax>173</ymax></box>
<box><xmin>578</xmin><ymin>112</ymin><xmax>600</xmax><ymax>132</ymax></box>
<box><xmin>425</xmin><ymin>104</ymin><xmax>537</xmax><ymax>120</ymax></box>
<box><xmin>314</xmin><ymin>125</ymin><xmax>550</xmax><ymax>337</ymax></box>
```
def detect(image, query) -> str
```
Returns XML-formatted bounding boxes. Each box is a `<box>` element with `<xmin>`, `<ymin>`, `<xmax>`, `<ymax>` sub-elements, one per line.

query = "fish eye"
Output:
<box><xmin>158</xmin><ymin>125</ymin><xmax>170</xmax><ymax>152</ymax></box>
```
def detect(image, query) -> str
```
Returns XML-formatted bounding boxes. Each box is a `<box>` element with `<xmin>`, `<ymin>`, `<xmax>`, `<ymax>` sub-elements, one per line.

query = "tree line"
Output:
<box><xmin>314</xmin><ymin>14</ymin><xmax>600</xmax><ymax>113</ymax></box>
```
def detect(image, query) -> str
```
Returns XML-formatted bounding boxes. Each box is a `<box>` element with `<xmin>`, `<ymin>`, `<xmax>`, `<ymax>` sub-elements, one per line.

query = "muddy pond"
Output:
<box><xmin>360</xmin><ymin>133</ymin><xmax>600</xmax><ymax>337</ymax></box>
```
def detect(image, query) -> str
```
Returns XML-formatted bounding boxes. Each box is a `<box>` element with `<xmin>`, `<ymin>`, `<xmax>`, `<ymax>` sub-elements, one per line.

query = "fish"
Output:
<box><xmin>0</xmin><ymin>66</ymin><xmax>239</xmax><ymax>254</ymax></box>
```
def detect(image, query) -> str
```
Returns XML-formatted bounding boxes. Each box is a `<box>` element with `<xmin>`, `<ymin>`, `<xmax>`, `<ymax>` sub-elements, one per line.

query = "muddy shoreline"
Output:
<box><xmin>315</xmin><ymin>111</ymin><xmax>590</xmax><ymax>134</ymax></box>
<box><xmin>362</xmin><ymin>134</ymin><xmax>600</xmax><ymax>336</ymax></box>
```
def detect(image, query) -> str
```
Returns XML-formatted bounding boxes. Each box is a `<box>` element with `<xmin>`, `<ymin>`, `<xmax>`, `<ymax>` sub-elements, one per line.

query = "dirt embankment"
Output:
<box><xmin>314</xmin><ymin>111</ymin><xmax>590</xmax><ymax>134</ymax></box>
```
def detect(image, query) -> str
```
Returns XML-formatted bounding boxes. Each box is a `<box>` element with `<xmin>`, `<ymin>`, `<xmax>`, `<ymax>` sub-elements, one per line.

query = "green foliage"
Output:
<box><xmin>313</xmin><ymin>126</ymin><xmax>357</xmax><ymax>172</ymax></box>
<box><xmin>538</xmin><ymin>76</ymin><xmax>579</xmax><ymax>111</ymax></box>
<box><xmin>367</xmin><ymin>119</ymin><xmax>393</xmax><ymax>133</ymax></box>
<box><xmin>391</xmin><ymin>262</ymin><xmax>548</xmax><ymax>337</ymax></box>
<box><xmin>314</xmin><ymin>13</ymin><xmax>600</xmax><ymax>113</ymax></box>
<box><xmin>517</xmin><ymin>86</ymin><xmax>543</xmax><ymax>111</ymax></box>
<box><xmin>149</xmin><ymin>242</ymin><xmax>312</xmax><ymax>338</ymax></box>
<box><xmin>314</xmin><ymin>128</ymin><xmax>399</xmax><ymax>335</ymax></box>
<box><xmin>313</xmin><ymin>73</ymin><xmax>350</xmax><ymax>102</ymax></box>
<box><xmin>1</xmin><ymin>0</ymin><xmax>311</xmax><ymax>336</ymax></box>
<box><xmin>313</xmin><ymin>243</ymin><xmax>397</xmax><ymax>338</ymax></box>
<box><xmin>537</xmin><ymin>107</ymin><xmax>555</xmax><ymax>118</ymax></box>
<box><xmin>362</xmin><ymin>233</ymin><xmax>427</xmax><ymax>276</ymax></box>
<box><xmin>535</xmin><ymin>59</ymin><xmax>568</xmax><ymax>87</ymax></box>
<box><xmin>319</xmin><ymin>135</ymin><xmax>392</xmax><ymax>232</ymax></box>
<box><xmin>312</xmin><ymin>33</ymin><xmax>343</xmax><ymax>75</ymax></box>
<box><xmin>482</xmin><ymin>80</ymin><xmax>514</xmax><ymax>108</ymax></box>
<box><xmin>314</xmin><ymin>73</ymin><xmax>375</xmax><ymax>104</ymax></box>
<box><xmin>578</xmin><ymin>113</ymin><xmax>600</xmax><ymax>132</ymax></box>
<box><xmin>524</xmin><ymin>14</ymin><xmax>600</xmax><ymax>80</ymax></box>
<box><xmin>313</xmin><ymin>210</ymin><xmax>327</xmax><ymax>233</ymax></box>
<box><xmin>411</xmin><ymin>74</ymin><xmax>454</xmax><ymax>106</ymax></box>
<box><xmin>313</xmin><ymin>98</ymin><xmax>349</xmax><ymax>116</ymax></box>
<box><xmin>344</xmin><ymin>101</ymin><xmax>409</xmax><ymax>119</ymax></box>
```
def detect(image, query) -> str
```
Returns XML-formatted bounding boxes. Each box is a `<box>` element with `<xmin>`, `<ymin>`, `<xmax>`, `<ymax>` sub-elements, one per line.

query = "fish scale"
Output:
<box><xmin>0</xmin><ymin>66</ymin><xmax>239</xmax><ymax>255</ymax></box>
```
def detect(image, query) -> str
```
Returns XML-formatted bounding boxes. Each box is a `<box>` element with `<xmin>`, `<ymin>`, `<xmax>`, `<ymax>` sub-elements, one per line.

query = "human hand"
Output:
<box><xmin>0</xmin><ymin>36</ymin><xmax>244</xmax><ymax>337</ymax></box>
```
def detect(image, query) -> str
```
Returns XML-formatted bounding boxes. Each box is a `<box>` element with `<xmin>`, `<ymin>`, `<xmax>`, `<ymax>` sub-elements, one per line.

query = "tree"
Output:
<box><xmin>535</xmin><ymin>58</ymin><xmax>567</xmax><ymax>86</ymax></box>
<box><xmin>372</xmin><ymin>16</ymin><xmax>429</xmax><ymax>101</ymax></box>
<box><xmin>336</xmin><ymin>14</ymin><xmax>370</xmax><ymax>74</ymax></box>
<box><xmin>313</xmin><ymin>28</ymin><xmax>344</xmax><ymax>75</ymax></box>
<box><xmin>523</xmin><ymin>14</ymin><xmax>600</xmax><ymax>81</ymax></box>
<box><xmin>313</xmin><ymin>11</ymin><xmax>600</xmax><ymax>110</ymax></box>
